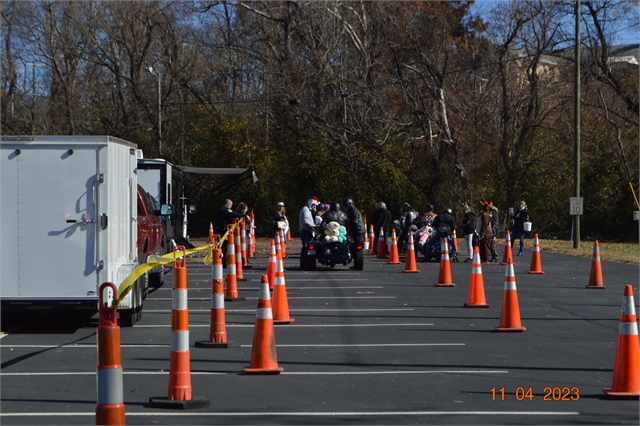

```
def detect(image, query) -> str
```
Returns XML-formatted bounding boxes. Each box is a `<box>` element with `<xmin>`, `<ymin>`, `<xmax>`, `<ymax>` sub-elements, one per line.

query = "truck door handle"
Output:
<box><xmin>66</xmin><ymin>214</ymin><xmax>96</xmax><ymax>226</ymax></box>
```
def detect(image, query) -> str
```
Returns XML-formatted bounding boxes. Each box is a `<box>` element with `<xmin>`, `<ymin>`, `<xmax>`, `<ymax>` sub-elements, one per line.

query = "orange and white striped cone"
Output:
<box><xmin>275</xmin><ymin>231</ymin><xmax>284</xmax><ymax>269</ymax></box>
<box><xmin>368</xmin><ymin>225</ymin><xmax>375</xmax><ymax>254</ymax></box>
<box><xmin>501</xmin><ymin>231</ymin><xmax>513</xmax><ymax>265</ymax></box>
<box><xmin>603</xmin><ymin>284</ymin><xmax>640</xmax><ymax>399</ymax></box>
<box><xmin>234</xmin><ymin>224</ymin><xmax>246</xmax><ymax>282</ymax></box>
<box><xmin>387</xmin><ymin>229</ymin><xmax>402</xmax><ymax>265</ymax></box>
<box><xmin>272</xmin><ymin>249</ymin><xmax>294</xmax><ymax>325</ymax></box>
<box><xmin>96</xmin><ymin>282</ymin><xmax>125</xmax><ymax>425</ymax></box>
<box><xmin>377</xmin><ymin>228</ymin><xmax>387</xmax><ymax>259</ymax></box>
<box><xmin>527</xmin><ymin>234</ymin><xmax>544</xmax><ymax>274</ymax></box>
<box><xmin>208</xmin><ymin>222</ymin><xmax>214</xmax><ymax>243</ymax></box>
<box><xmin>225</xmin><ymin>236</ymin><xmax>245</xmax><ymax>302</ymax></box>
<box><xmin>240</xmin><ymin>220</ymin><xmax>250</xmax><ymax>268</ymax></box>
<box><xmin>150</xmin><ymin>247</ymin><xmax>209</xmax><ymax>409</ymax></box>
<box><xmin>435</xmin><ymin>239</ymin><xmax>455</xmax><ymax>287</ymax></box>
<box><xmin>363</xmin><ymin>220</ymin><xmax>370</xmax><ymax>252</ymax></box>
<box><xmin>196</xmin><ymin>247</ymin><xmax>239</xmax><ymax>349</ymax></box>
<box><xmin>402</xmin><ymin>232</ymin><xmax>419</xmax><ymax>273</ymax></box>
<box><xmin>452</xmin><ymin>230</ymin><xmax>459</xmax><ymax>253</ymax></box>
<box><xmin>586</xmin><ymin>240</ymin><xmax>605</xmax><ymax>289</ymax></box>
<box><xmin>464</xmin><ymin>246</ymin><xmax>489</xmax><ymax>308</ymax></box>
<box><xmin>267</xmin><ymin>239</ymin><xmax>277</xmax><ymax>291</ymax></box>
<box><xmin>495</xmin><ymin>258</ymin><xmax>526</xmax><ymax>332</ymax></box>
<box><xmin>249</xmin><ymin>211</ymin><xmax>256</xmax><ymax>258</ymax></box>
<box><xmin>279</xmin><ymin>229</ymin><xmax>288</xmax><ymax>259</ymax></box>
<box><xmin>244</xmin><ymin>275</ymin><xmax>284</xmax><ymax>374</ymax></box>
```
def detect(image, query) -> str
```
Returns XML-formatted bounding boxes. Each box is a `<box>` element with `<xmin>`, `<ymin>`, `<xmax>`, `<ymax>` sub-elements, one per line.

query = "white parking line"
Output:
<box><xmin>1</xmin><ymin>342</ymin><xmax>462</xmax><ymax>349</ymax></box>
<box><xmin>0</xmin><ymin>369</ymin><xmax>506</xmax><ymax>377</ymax></box>
<box><xmin>142</xmin><ymin>308</ymin><xmax>414</xmax><ymax>313</ymax></box>
<box><xmin>132</xmin><ymin>323</ymin><xmax>434</xmax><ymax>328</ymax></box>
<box><xmin>0</xmin><ymin>410</ymin><xmax>580</xmax><ymax>417</ymax></box>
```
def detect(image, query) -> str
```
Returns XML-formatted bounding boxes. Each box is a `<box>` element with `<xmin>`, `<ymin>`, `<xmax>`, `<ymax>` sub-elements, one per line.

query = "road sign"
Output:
<box><xmin>570</xmin><ymin>197</ymin><xmax>583</xmax><ymax>215</ymax></box>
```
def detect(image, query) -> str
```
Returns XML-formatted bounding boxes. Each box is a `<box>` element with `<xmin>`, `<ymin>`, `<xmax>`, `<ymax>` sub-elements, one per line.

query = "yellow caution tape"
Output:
<box><xmin>629</xmin><ymin>182</ymin><xmax>640</xmax><ymax>211</ymax></box>
<box><xmin>114</xmin><ymin>220</ymin><xmax>241</xmax><ymax>305</ymax></box>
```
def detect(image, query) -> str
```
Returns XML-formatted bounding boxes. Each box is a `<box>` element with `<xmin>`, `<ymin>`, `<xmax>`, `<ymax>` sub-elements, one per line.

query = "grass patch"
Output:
<box><xmin>538</xmin><ymin>239</ymin><xmax>639</xmax><ymax>265</ymax></box>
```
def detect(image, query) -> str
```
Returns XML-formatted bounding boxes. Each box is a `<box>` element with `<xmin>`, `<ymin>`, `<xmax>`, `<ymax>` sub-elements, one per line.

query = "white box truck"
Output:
<box><xmin>1</xmin><ymin>135</ymin><xmax>146</xmax><ymax>326</ymax></box>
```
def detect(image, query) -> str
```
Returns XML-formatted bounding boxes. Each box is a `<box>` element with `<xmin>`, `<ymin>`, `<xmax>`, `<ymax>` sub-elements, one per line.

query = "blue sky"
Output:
<box><xmin>469</xmin><ymin>0</ymin><xmax>639</xmax><ymax>45</ymax></box>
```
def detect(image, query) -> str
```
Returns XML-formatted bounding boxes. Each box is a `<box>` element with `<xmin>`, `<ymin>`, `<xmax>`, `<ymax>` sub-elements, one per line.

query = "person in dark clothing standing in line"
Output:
<box><xmin>215</xmin><ymin>199</ymin><xmax>243</xmax><ymax>267</ymax></box>
<box><xmin>372</xmin><ymin>202</ymin><xmax>393</xmax><ymax>255</ymax></box>
<box><xmin>342</xmin><ymin>198</ymin><xmax>366</xmax><ymax>243</ymax></box>
<box><xmin>511</xmin><ymin>201</ymin><xmax>530</xmax><ymax>256</ymax></box>
<box><xmin>461</xmin><ymin>203</ymin><xmax>476</xmax><ymax>262</ymax></box>
<box><xmin>478</xmin><ymin>202</ymin><xmax>493</xmax><ymax>263</ymax></box>
<box><xmin>428</xmin><ymin>208</ymin><xmax>457</xmax><ymax>261</ymax></box>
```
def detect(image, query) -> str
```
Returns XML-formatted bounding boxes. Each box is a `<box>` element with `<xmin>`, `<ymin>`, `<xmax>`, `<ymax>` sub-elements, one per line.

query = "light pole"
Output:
<box><xmin>148</xmin><ymin>67</ymin><xmax>162</xmax><ymax>158</ymax></box>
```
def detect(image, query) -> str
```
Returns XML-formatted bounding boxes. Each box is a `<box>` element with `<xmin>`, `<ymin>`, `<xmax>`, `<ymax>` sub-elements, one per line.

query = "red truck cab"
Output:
<box><xmin>137</xmin><ymin>184</ymin><xmax>166</xmax><ymax>287</ymax></box>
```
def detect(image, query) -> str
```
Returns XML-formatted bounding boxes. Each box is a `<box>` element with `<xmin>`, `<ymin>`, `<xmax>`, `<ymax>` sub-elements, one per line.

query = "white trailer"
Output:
<box><xmin>1</xmin><ymin>135</ymin><xmax>145</xmax><ymax>326</ymax></box>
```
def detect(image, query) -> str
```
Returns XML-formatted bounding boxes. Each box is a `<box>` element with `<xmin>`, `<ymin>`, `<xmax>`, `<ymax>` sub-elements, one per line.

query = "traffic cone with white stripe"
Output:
<box><xmin>464</xmin><ymin>246</ymin><xmax>489</xmax><ymax>308</ymax></box>
<box><xmin>528</xmin><ymin>234</ymin><xmax>544</xmax><ymax>274</ymax></box>
<box><xmin>267</xmin><ymin>239</ymin><xmax>277</xmax><ymax>291</ymax></box>
<box><xmin>279</xmin><ymin>229</ymin><xmax>288</xmax><ymax>259</ymax></box>
<box><xmin>208</xmin><ymin>222</ymin><xmax>214</xmax><ymax>243</ymax></box>
<box><xmin>403</xmin><ymin>232</ymin><xmax>419</xmax><ymax>273</ymax></box>
<box><xmin>387</xmin><ymin>229</ymin><xmax>402</xmax><ymax>265</ymax></box>
<box><xmin>272</xmin><ymin>248</ymin><xmax>294</xmax><ymax>325</ymax></box>
<box><xmin>501</xmin><ymin>231</ymin><xmax>513</xmax><ymax>265</ymax></box>
<box><xmin>240</xmin><ymin>219</ymin><xmax>250</xmax><ymax>268</ymax></box>
<box><xmin>452</xmin><ymin>230</ymin><xmax>459</xmax><ymax>253</ymax></box>
<box><xmin>196</xmin><ymin>247</ymin><xmax>239</xmax><ymax>348</ymax></box>
<box><xmin>586</xmin><ymin>240</ymin><xmax>605</xmax><ymax>289</ymax></box>
<box><xmin>603</xmin><ymin>284</ymin><xmax>640</xmax><ymax>399</ymax></box>
<box><xmin>225</xmin><ymin>235</ymin><xmax>245</xmax><ymax>302</ymax></box>
<box><xmin>495</xmin><ymin>258</ymin><xmax>526</xmax><ymax>332</ymax></box>
<box><xmin>249</xmin><ymin>211</ymin><xmax>256</xmax><ymax>258</ymax></box>
<box><xmin>150</xmin><ymin>247</ymin><xmax>209</xmax><ymax>409</ymax></box>
<box><xmin>96</xmin><ymin>282</ymin><xmax>125</xmax><ymax>425</ymax></box>
<box><xmin>244</xmin><ymin>275</ymin><xmax>284</xmax><ymax>374</ymax></box>
<box><xmin>368</xmin><ymin>225</ymin><xmax>375</xmax><ymax>254</ymax></box>
<box><xmin>377</xmin><ymin>228</ymin><xmax>387</xmax><ymax>258</ymax></box>
<box><xmin>234</xmin><ymin>223</ymin><xmax>246</xmax><ymax>281</ymax></box>
<box><xmin>363</xmin><ymin>217</ymin><xmax>369</xmax><ymax>251</ymax></box>
<box><xmin>435</xmin><ymin>239</ymin><xmax>455</xmax><ymax>287</ymax></box>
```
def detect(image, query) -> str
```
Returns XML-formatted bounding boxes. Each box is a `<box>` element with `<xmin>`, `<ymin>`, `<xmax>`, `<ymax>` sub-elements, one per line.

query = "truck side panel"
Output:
<box><xmin>1</xmin><ymin>144</ymin><xmax>99</xmax><ymax>299</ymax></box>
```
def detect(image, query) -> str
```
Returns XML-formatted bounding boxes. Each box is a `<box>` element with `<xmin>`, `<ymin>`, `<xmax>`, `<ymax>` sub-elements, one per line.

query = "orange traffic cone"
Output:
<box><xmin>377</xmin><ymin>228</ymin><xmax>387</xmax><ymax>259</ymax></box>
<box><xmin>279</xmin><ymin>229</ymin><xmax>288</xmax><ymax>259</ymax></box>
<box><xmin>208</xmin><ymin>222</ymin><xmax>214</xmax><ymax>243</ymax></box>
<box><xmin>495</xmin><ymin>259</ymin><xmax>526</xmax><ymax>332</ymax></box>
<box><xmin>234</xmin><ymin>224</ymin><xmax>246</xmax><ymax>281</ymax></box>
<box><xmin>96</xmin><ymin>283</ymin><xmax>126</xmax><ymax>425</ymax></box>
<box><xmin>464</xmin><ymin>246</ymin><xmax>489</xmax><ymax>308</ymax></box>
<box><xmin>586</xmin><ymin>240</ymin><xmax>605</xmax><ymax>289</ymax></box>
<box><xmin>363</xmin><ymin>221</ymin><xmax>370</xmax><ymax>252</ymax></box>
<box><xmin>527</xmin><ymin>234</ymin><xmax>544</xmax><ymax>274</ymax></box>
<box><xmin>368</xmin><ymin>225</ymin><xmax>375</xmax><ymax>254</ymax></box>
<box><xmin>225</xmin><ymin>236</ymin><xmax>245</xmax><ymax>302</ymax></box>
<box><xmin>603</xmin><ymin>284</ymin><xmax>640</xmax><ymax>399</ymax></box>
<box><xmin>403</xmin><ymin>232</ymin><xmax>420</xmax><ymax>273</ymax></box>
<box><xmin>387</xmin><ymin>229</ymin><xmax>402</xmax><ymax>265</ymax></box>
<box><xmin>244</xmin><ymin>275</ymin><xmax>284</xmax><ymax>375</ymax></box>
<box><xmin>240</xmin><ymin>220</ymin><xmax>249</xmax><ymax>267</ymax></box>
<box><xmin>267</xmin><ymin>239</ymin><xmax>277</xmax><ymax>291</ymax></box>
<box><xmin>272</xmin><ymin>250</ymin><xmax>294</xmax><ymax>325</ymax></box>
<box><xmin>435</xmin><ymin>238</ymin><xmax>455</xmax><ymax>287</ymax></box>
<box><xmin>150</xmin><ymin>247</ymin><xmax>210</xmax><ymax>409</ymax></box>
<box><xmin>196</xmin><ymin>247</ymin><xmax>239</xmax><ymax>349</ymax></box>
<box><xmin>249</xmin><ymin>210</ymin><xmax>256</xmax><ymax>257</ymax></box>
<box><xmin>501</xmin><ymin>231</ymin><xmax>513</xmax><ymax>265</ymax></box>
<box><xmin>452</xmin><ymin>230</ymin><xmax>459</xmax><ymax>253</ymax></box>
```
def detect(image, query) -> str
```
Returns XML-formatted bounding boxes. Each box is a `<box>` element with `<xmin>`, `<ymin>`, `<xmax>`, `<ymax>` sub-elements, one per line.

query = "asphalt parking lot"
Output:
<box><xmin>1</xmin><ymin>238</ymin><xmax>639</xmax><ymax>425</ymax></box>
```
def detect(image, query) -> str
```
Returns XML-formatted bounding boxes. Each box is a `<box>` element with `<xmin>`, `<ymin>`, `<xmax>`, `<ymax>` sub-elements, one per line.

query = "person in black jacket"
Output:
<box><xmin>428</xmin><ymin>208</ymin><xmax>457</xmax><ymax>261</ymax></box>
<box><xmin>320</xmin><ymin>202</ymin><xmax>349</xmax><ymax>237</ymax></box>
<box><xmin>215</xmin><ymin>199</ymin><xmax>243</xmax><ymax>267</ymax></box>
<box><xmin>372</xmin><ymin>202</ymin><xmax>393</xmax><ymax>255</ymax></box>
<box><xmin>342</xmin><ymin>198</ymin><xmax>366</xmax><ymax>243</ymax></box>
<box><xmin>511</xmin><ymin>201</ymin><xmax>530</xmax><ymax>256</ymax></box>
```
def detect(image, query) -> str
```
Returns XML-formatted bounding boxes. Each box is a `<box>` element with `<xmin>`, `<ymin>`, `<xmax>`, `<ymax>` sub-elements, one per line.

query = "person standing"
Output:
<box><xmin>478</xmin><ymin>202</ymin><xmax>493</xmax><ymax>263</ymax></box>
<box><xmin>399</xmin><ymin>203</ymin><xmax>418</xmax><ymax>252</ymax></box>
<box><xmin>488</xmin><ymin>201</ymin><xmax>500</xmax><ymax>262</ymax></box>
<box><xmin>372</xmin><ymin>202</ymin><xmax>393</xmax><ymax>255</ymax></box>
<box><xmin>461</xmin><ymin>203</ymin><xmax>476</xmax><ymax>262</ymax></box>
<box><xmin>273</xmin><ymin>201</ymin><xmax>289</xmax><ymax>238</ymax></box>
<box><xmin>215</xmin><ymin>199</ymin><xmax>243</xmax><ymax>267</ymax></box>
<box><xmin>299</xmin><ymin>197</ymin><xmax>320</xmax><ymax>268</ymax></box>
<box><xmin>511</xmin><ymin>201</ymin><xmax>530</xmax><ymax>256</ymax></box>
<box><xmin>342</xmin><ymin>198</ymin><xmax>366</xmax><ymax>243</ymax></box>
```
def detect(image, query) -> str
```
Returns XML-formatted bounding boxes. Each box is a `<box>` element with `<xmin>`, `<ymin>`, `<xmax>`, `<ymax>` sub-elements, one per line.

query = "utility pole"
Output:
<box><xmin>573</xmin><ymin>1</ymin><xmax>581</xmax><ymax>249</ymax></box>
<box><xmin>148</xmin><ymin>67</ymin><xmax>162</xmax><ymax>158</ymax></box>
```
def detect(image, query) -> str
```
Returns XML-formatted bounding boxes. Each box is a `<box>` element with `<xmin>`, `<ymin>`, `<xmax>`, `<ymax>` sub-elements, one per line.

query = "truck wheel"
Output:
<box><xmin>149</xmin><ymin>264</ymin><xmax>165</xmax><ymax>288</ymax></box>
<box><xmin>354</xmin><ymin>249</ymin><xmax>364</xmax><ymax>270</ymax></box>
